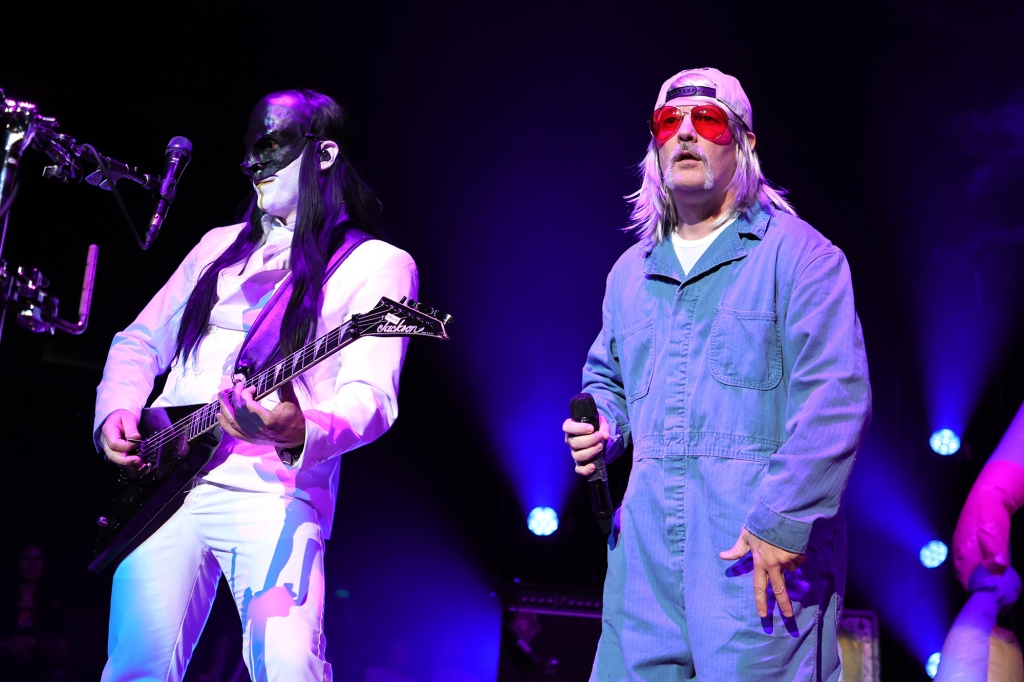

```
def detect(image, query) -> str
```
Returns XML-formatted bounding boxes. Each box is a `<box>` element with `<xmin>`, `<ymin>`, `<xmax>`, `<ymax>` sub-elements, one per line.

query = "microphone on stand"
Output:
<box><xmin>144</xmin><ymin>136</ymin><xmax>192</xmax><ymax>249</ymax></box>
<box><xmin>570</xmin><ymin>392</ymin><xmax>613</xmax><ymax>535</ymax></box>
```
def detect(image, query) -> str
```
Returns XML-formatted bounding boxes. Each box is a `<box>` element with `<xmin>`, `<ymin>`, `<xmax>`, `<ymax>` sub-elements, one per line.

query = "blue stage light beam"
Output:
<box><xmin>846</xmin><ymin>442</ymin><xmax>951</xmax><ymax>666</ymax></box>
<box><xmin>527</xmin><ymin>506</ymin><xmax>559</xmax><ymax>536</ymax></box>
<box><xmin>919</xmin><ymin>540</ymin><xmax>948</xmax><ymax>568</ymax></box>
<box><xmin>929</xmin><ymin>429</ymin><xmax>960</xmax><ymax>456</ymax></box>
<box><xmin>390</xmin><ymin>77</ymin><xmax>641</xmax><ymax>526</ymax></box>
<box><xmin>899</xmin><ymin>92</ymin><xmax>1024</xmax><ymax>453</ymax></box>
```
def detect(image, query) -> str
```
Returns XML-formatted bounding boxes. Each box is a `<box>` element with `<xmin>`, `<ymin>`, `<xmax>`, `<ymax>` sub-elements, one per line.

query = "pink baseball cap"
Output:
<box><xmin>654</xmin><ymin>67</ymin><xmax>753</xmax><ymax>131</ymax></box>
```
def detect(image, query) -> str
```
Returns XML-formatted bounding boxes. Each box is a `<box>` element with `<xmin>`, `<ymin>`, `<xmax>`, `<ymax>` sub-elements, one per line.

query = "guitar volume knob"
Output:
<box><xmin>96</xmin><ymin>516</ymin><xmax>109</xmax><ymax>528</ymax></box>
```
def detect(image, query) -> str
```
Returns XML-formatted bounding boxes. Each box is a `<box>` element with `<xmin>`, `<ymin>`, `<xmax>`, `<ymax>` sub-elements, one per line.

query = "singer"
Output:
<box><xmin>94</xmin><ymin>89</ymin><xmax>418</xmax><ymax>681</ymax></box>
<box><xmin>562</xmin><ymin>68</ymin><xmax>871</xmax><ymax>681</ymax></box>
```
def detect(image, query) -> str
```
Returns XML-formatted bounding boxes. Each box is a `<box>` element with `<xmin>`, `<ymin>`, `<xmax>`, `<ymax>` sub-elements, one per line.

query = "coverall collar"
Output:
<box><xmin>641</xmin><ymin>199</ymin><xmax>773</xmax><ymax>284</ymax></box>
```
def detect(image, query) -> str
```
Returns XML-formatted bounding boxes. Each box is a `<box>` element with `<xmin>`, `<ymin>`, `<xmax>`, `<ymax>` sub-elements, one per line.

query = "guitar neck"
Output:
<box><xmin>141</xmin><ymin>296</ymin><xmax>448</xmax><ymax>455</ymax></box>
<box><xmin>247</xmin><ymin>318</ymin><xmax>357</xmax><ymax>401</ymax></box>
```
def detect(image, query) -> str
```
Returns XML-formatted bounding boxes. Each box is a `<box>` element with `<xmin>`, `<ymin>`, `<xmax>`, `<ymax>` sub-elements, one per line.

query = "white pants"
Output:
<box><xmin>102</xmin><ymin>481</ymin><xmax>331</xmax><ymax>682</ymax></box>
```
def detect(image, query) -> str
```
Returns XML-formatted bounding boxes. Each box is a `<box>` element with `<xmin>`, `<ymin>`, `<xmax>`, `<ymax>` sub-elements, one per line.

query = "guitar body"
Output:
<box><xmin>88</xmin><ymin>404</ymin><xmax>223</xmax><ymax>573</ymax></box>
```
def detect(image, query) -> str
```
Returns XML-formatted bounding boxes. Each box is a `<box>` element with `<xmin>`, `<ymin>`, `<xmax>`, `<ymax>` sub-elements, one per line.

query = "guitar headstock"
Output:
<box><xmin>353</xmin><ymin>297</ymin><xmax>452</xmax><ymax>341</ymax></box>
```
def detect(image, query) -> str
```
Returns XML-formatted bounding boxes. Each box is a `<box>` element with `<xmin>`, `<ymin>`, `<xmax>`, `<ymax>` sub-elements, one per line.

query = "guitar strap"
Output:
<box><xmin>234</xmin><ymin>226</ymin><xmax>375</xmax><ymax>377</ymax></box>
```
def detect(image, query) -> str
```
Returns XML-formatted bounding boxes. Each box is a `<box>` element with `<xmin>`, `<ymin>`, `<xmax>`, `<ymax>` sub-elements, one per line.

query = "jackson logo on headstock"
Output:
<box><xmin>377</xmin><ymin>312</ymin><xmax>426</xmax><ymax>335</ymax></box>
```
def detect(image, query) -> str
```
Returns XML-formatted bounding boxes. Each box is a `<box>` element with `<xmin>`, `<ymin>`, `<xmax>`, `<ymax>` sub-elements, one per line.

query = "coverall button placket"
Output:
<box><xmin>669</xmin><ymin>278</ymin><xmax>704</xmax><ymax>441</ymax></box>
<box><xmin>665</xmin><ymin>282</ymin><xmax>689</xmax><ymax>591</ymax></box>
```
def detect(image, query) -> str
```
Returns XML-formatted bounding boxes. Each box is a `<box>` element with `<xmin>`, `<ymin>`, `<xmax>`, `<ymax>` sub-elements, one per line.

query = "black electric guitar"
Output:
<box><xmin>88</xmin><ymin>296</ymin><xmax>451</xmax><ymax>573</ymax></box>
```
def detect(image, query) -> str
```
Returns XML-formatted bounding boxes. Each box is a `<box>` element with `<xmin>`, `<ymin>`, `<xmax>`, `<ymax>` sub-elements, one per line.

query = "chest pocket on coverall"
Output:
<box><xmin>709</xmin><ymin>305</ymin><xmax>782</xmax><ymax>390</ymax></box>
<box><xmin>621</xmin><ymin>317</ymin><xmax>656</xmax><ymax>403</ymax></box>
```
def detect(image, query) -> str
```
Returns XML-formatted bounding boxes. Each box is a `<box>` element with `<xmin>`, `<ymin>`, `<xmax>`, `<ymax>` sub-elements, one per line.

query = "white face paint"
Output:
<box><xmin>254</xmin><ymin>154</ymin><xmax>301</xmax><ymax>224</ymax></box>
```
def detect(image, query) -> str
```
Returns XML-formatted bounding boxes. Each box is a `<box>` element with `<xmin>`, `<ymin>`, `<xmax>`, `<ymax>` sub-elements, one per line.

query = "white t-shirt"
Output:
<box><xmin>671</xmin><ymin>226</ymin><xmax>726</xmax><ymax>276</ymax></box>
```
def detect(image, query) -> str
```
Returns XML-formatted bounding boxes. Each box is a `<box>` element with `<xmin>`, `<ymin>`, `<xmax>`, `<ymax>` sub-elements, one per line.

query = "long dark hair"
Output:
<box><xmin>174</xmin><ymin>89</ymin><xmax>381</xmax><ymax>364</ymax></box>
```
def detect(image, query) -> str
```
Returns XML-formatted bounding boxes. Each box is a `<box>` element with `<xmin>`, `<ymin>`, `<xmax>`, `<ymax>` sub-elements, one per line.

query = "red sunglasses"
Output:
<box><xmin>649</xmin><ymin>104</ymin><xmax>734</xmax><ymax>145</ymax></box>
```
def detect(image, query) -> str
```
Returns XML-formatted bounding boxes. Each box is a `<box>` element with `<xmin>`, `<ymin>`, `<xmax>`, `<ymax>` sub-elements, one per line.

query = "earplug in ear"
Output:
<box><xmin>316</xmin><ymin>141</ymin><xmax>339</xmax><ymax>169</ymax></box>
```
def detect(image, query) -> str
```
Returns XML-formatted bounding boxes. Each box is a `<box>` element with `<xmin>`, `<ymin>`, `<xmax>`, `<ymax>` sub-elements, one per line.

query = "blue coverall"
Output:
<box><xmin>583</xmin><ymin>198</ymin><xmax>872</xmax><ymax>681</ymax></box>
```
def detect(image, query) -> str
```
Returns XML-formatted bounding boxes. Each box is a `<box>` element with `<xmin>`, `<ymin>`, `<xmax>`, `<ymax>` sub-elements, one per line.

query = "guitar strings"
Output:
<box><xmin>137</xmin><ymin>311</ymin><xmax>395</xmax><ymax>456</ymax></box>
<box><xmin>137</xmin><ymin>304</ymin><xmax>433</xmax><ymax>458</ymax></box>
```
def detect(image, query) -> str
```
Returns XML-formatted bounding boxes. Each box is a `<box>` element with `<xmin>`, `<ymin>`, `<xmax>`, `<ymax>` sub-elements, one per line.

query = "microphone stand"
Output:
<box><xmin>0</xmin><ymin>90</ymin><xmax>108</xmax><ymax>348</ymax></box>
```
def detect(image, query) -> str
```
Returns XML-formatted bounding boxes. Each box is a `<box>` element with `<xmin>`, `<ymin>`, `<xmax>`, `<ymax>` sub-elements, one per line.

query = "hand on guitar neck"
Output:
<box><xmin>100</xmin><ymin>409</ymin><xmax>147</xmax><ymax>475</ymax></box>
<box><xmin>216</xmin><ymin>381</ymin><xmax>305</xmax><ymax>450</ymax></box>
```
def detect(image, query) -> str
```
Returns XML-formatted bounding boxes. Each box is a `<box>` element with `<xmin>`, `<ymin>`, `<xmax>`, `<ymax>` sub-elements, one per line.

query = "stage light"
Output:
<box><xmin>920</xmin><ymin>540</ymin><xmax>948</xmax><ymax>569</ymax></box>
<box><xmin>929</xmin><ymin>428</ymin><xmax>960</xmax><ymax>455</ymax></box>
<box><xmin>926</xmin><ymin>652</ymin><xmax>941</xmax><ymax>678</ymax></box>
<box><xmin>527</xmin><ymin>507</ymin><xmax>558</xmax><ymax>536</ymax></box>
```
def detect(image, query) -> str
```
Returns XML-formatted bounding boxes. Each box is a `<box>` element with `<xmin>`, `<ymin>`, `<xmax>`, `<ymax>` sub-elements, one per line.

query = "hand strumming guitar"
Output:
<box><xmin>99</xmin><ymin>409</ymin><xmax>147</xmax><ymax>475</ymax></box>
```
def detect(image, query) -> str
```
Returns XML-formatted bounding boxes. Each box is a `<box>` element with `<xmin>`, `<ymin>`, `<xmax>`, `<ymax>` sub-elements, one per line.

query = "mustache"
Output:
<box><xmin>671</xmin><ymin>142</ymin><xmax>708</xmax><ymax>163</ymax></box>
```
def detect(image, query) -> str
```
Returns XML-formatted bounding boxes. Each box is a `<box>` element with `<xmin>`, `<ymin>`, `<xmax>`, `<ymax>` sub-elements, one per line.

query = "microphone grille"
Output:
<box><xmin>168</xmin><ymin>136</ymin><xmax>193</xmax><ymax>155</ymax></box>
<box><xmin>570</xmin><ymin>392</ymin><xmax>598</xmax><ymax>422</ymax></box>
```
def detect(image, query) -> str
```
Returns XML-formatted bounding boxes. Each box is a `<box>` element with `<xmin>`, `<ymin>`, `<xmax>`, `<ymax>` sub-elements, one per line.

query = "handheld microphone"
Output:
<box><xmin>570</xmin><ymin>392</ymin><xmax>613</xmax><ymax>535</ymax></box>
<box><xmin>145</xmin><ymin>136</ymin><xmax>192</xmax><ymax>249</ymax></box>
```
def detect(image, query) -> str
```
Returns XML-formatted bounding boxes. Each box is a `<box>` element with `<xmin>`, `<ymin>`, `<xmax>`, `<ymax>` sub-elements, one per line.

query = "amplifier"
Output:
<box><xmin>498</xmin><ymin>586</ymin><xmax>602</xmax><ymax>681</ymax></box>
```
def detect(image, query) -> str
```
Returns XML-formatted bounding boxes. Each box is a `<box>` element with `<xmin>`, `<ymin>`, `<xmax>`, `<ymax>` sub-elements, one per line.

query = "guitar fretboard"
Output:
<box><xmin>137</xmin><ymin>318</ymin><xmax>358</xmax><ymax>462</ymax></box>
<box><xmin>248</xmin><ymin>319</ymin><xmax>356</xmax><ymax>401</ymax></box>
<box><xmin>136</xmin><ymin>299</ymin><xmax>438</xmax><ymax>465</ymax></box>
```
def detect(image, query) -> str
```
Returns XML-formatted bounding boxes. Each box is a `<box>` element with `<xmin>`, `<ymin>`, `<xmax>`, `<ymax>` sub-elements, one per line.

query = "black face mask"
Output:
<box><xmin>240</xmin><ymin>93</ymin><xmax>314</xmax><ymax>181</ymax></box>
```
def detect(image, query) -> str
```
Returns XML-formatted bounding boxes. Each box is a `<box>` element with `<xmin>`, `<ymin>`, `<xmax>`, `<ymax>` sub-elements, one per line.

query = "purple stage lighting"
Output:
<box><xmin>527</xmin><ymin>507</ymin><xmax>559</xmax><ymax>536</ymax></box>
<box><xmin>847</xmin><ymin>443</ymin><xmax>952</xmax><ymax>663</ymax></box>
<box><xmin>929</xmin><ymin>429</ymin><xmax>960</xmax><ymax>456</ymax></box>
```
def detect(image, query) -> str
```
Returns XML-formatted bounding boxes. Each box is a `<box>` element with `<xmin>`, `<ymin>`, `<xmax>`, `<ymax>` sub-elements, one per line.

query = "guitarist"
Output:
<box><xmin>93</xmin><ymin>89</ymin><xmax>418</xmax><ymax>682</ymax></box>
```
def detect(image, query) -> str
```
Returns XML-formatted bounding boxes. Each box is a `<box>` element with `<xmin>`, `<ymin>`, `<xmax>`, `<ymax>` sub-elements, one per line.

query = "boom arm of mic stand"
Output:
<box><xmin>78</xmin><ymin>145</ymin><xmax>148</xmax><ymax>250</ymax></box>
<box><xmin>28</xmin><ymin>126</ymin><xmax>153</xmax><ymax>250</ymax></box>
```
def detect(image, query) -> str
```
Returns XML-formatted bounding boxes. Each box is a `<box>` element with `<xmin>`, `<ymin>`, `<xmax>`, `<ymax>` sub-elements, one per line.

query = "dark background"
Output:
<box><xmin>3</xmin><ymin>1</ymin><xmax>1024</xmax><ymax>680</ymax></box>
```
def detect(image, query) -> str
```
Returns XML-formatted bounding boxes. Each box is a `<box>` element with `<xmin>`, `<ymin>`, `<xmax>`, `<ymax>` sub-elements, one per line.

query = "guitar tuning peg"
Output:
<box><xmin>440</xmin><ymin>313</ymin><xmax>453</xmax><ymax>325</ymax></box>
<box><xmin>399</xmin><ymin>296</ymin><xmax>408</xmax><ymax>304</ymax></box>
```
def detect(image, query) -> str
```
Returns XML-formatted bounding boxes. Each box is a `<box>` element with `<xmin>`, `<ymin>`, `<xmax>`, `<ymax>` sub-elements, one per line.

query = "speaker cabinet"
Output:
<box><xmin>839</xmin><ymin>609</ymin><xmax>881</xmax><ymax>682</ymax></box>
